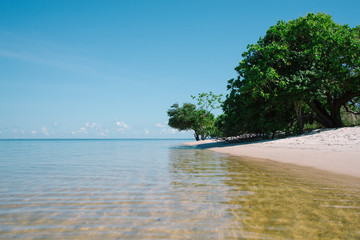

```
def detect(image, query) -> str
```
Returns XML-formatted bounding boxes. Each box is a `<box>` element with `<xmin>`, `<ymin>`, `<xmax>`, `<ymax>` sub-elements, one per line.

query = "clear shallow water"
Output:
<box><xmin>0</xmin><ymin>139</ymin><xmax>360</xmax><ymax>239</ymax></box>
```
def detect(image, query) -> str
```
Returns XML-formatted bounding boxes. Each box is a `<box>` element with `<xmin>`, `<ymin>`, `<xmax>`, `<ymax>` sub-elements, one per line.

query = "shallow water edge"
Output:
<box><xmin>1</xmin><ymin>139</ymin><xmax>359</xmax><ymax>239</ymax></box>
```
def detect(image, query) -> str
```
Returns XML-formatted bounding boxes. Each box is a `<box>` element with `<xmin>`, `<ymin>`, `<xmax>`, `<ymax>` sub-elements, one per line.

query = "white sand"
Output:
<box><xmin>184</xmin><ymin>126</ymin><xmax>360</xmax><ymax>178</ymax></box>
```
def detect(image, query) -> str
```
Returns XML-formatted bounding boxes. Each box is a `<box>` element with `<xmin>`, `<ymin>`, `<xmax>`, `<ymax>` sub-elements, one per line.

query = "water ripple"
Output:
<box><xmin>0</xmin><ymin>140</ymin><xmax>360</xmax><ymax>239</ymax></box>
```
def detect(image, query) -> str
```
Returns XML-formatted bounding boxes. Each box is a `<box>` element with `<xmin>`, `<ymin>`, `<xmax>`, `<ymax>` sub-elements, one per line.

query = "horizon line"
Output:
<box><xmin>0</xmin><ymin>138</ymin><xmax>194</xmax><ymax>141</ymax></box>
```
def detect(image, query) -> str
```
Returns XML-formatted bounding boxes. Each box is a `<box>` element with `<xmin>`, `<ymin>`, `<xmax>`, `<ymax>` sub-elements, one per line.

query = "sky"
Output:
<box><xmin>1</xmin><ymin>0</ymin><xmax>359</xmax><ymax>139</ymax></box>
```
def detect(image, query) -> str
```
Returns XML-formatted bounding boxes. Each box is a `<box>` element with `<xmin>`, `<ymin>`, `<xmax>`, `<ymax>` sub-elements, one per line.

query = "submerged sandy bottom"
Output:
<box><xmin>2</xmin><ymin>153</ymin><xmax>360</xmax><ymax>239</ymax></box>
<box><xmin>1</xmin><ymin>139</ymin><xmax>360</xmax><ymax>239</ymax></box>
<box><xmin>185</xmin><ymin>126</ymin><xmax>360</xmax><ymax>179</ymax></box>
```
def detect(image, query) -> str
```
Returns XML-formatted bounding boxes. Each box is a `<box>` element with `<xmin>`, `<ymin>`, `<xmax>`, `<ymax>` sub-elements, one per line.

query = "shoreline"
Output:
<box><xmin>184</xmin><ymin>126</ymin><xmax>360</xmax><ymax>179</ymax></box>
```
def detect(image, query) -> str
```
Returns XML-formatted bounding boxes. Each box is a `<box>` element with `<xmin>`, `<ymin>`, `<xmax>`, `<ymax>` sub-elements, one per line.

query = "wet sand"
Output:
<box><xmin>184</xmin><ymin>126</ymin><xmax>360</xmax><ymax>179</ymax></box>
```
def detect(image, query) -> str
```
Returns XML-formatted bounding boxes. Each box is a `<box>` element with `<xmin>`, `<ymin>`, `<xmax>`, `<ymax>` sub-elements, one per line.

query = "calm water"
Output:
<box><xmin>0</xmin><ymin>139</ymin><xmax>360</xmax><ymax>239</ymax></box>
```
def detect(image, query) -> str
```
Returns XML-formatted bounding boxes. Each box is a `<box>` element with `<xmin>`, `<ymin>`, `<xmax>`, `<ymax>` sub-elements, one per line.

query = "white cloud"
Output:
<box><xmin>99</xmin><ymin>131</ymin><xmax>107</xmax><ymax>136</ymax></box>
<box><xmin>169</xmin><ymin>129</ymin><xmax>178</xmax><ymax>134</ymax></box>
<box><xmin>160</xmin><ymin>128</ymin><xmax>179</xmax><ymax>134</ymax></box>
<box><xmin>85</xmin><ymin>122</ymin><xmax>97</xmax><ymax>128</ymax></box>
<box><xmin>0</xmin><ymin>120</ymin><xmax>184</xmax><ymax>138</ymax></box>
<box><xmin>116</xmin><ymin>121</ymin><xmax>128</xmax><ymax>129</ymax></box>
<box><xmin>79</xmin><ymin>127</ymin><xmax>87</xmax><ymax>134</ymax></box>
<box><xmin>69</xmin><ymin>121</ymin><xmax>130</xmax><ymax>137</ymax></box>
<box><xmin>154</xmin><ymin>123</ymin><xmax>185</xmax><ymax>135</ymax></box>
<box><xmin>72</xmin><ymin>127</ymin><xmax>88</xmax><ymax>136</ymax></box>
<box><xmin>155</xmin><ymin>123</ymin><xmax>167</xmax><ymax>128</ymax></box>
<box><xmin>41</xmin><ymin>126</ymin><xmax>49</xmax><ymax>136</ymax></box>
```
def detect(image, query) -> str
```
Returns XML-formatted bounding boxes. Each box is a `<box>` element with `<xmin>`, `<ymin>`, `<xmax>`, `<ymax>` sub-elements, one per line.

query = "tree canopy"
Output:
<box><xmin>167</xmin><ymin>92</ymin><xmax>222</xmax><ymax>141</ymax></box>
<box><xmin>223</xmin><ymin>13</ymin><xmax>360</xmax><ymax>136</ymax></box>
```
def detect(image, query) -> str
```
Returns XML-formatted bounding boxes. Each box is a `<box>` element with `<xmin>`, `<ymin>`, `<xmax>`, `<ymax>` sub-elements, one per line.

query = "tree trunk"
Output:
<box><xmin>306</xmin><ymin>93</ymin><xmax>358</xmax><ymax>129</ymax></box>
<box><xmin>194</xmin><ymin>132</ymin><xmax>200</xmax><ymax>141</ymax></box>
<box><xmin>306</xmin><ymin>100</ymin><xmax>335</xmax><ymax>128</ymax></box>
<box><xmin>330</xmin><ymin>102</ymin><xmax>344</xmax><ymax>128</ymax></box>
<box><xmin>329</xmin><ymin>93</ymin><xmax>359</xmax><ymax>128</ymax></box>
<box><xmin>294</xmin><ymin>101</ymin><xmax>304</xmax><ymax>133</ymax></box>
<box><xmin>307</xmin><ymin>99</ymin><xmax>344</xmax><ymax>128</ymax></box>
<box><xmin>271</xmin><ymin>131</ymin><xmax>276</xmax><ymax>139</ymax></box>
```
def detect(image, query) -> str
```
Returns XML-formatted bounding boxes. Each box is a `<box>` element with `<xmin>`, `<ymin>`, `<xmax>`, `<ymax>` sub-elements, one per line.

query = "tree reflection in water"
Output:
<box><xmin>168</xmin><ymin>147</ymin><xmax>360</xmax><ymax>239</ymax></box>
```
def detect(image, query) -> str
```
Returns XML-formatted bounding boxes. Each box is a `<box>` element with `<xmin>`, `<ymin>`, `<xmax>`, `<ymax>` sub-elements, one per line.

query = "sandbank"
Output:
<box><xmin>184</xmin><ymin>126</ymin><xmax>360</xmax><ymax>179</ymax></box>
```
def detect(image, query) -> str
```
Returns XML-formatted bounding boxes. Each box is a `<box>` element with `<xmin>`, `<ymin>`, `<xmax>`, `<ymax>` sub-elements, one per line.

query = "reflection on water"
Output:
<box><xmin>222</xmin><ymin>157</ymin><xmax>360</xmax><ymax>239</ymax></box>
<box><xmin>0</xmin><ymin>140</ymin><xmax>360</xmax><ymax>239</ymax></box>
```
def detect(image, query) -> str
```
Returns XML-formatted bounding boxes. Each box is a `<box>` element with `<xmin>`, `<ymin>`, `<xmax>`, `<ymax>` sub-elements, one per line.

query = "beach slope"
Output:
<box><xmin>184</xmin><ymin>127</ymin><xmax>360</xmax><ymax>178</ymax></box>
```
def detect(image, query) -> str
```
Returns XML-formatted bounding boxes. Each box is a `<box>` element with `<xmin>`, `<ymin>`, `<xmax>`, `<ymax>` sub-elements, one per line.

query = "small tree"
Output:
<box><xmin>167</xmin><ymin>103</ymin><xmax>215</xmax><ymax>140</ymax></box>
<box><xmin>167</xmin><ymin>103</ymin><xmax>196</xmax><ymax>131</ymax></box>
<box><xmin>167</xmin><ymin>92</ymin><xmax>223</xmax><ymax>141</ymax></box>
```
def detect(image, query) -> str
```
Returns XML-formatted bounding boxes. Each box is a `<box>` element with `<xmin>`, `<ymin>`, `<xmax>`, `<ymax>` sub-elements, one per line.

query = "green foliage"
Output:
<box><xmin>212</xmin><ymin>114</ymin><xmax>227</xmax><ymax>138</ymax></box>
<box><xmin>191</xmin><ymin>91</ymin><xmax>223</xmax><ymax>112</ymax></box>
<box><xmin>193</xmin><ymin>109</ymin><xmax>216</xmax><ymax>140</ymax></box>
<box><xmin>168</xmin><ymin>92</ymin><xmax>222</xmax><ymax>140</ymax></box>
<box><xmin>167</xmin><ymin>103</ymin><xmax>197</xmax><ymax>131</ymax></box>
<box><xmin>224</xmin><ymin>13</ymin><xmax>360</xmax><ymax>136</ymax></box>
<box><xmin>223</xmin><ymin>89</ymin><xmax>295</xmax><ymax>137</ymax></box>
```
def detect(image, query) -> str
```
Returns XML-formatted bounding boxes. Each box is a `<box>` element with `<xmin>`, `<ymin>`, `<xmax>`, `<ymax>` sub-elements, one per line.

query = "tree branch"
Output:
<box><xmin>343</xmin><ymin>104</ymin><xmax>360</xmax><ymax>115</ymax></box>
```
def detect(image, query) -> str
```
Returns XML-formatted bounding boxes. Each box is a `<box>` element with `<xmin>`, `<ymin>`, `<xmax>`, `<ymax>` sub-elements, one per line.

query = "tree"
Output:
<box><xmin>223</xmin><ymin>85</ymin><xmax>296</xmax><ymax>137</ymax></box>
<box><xmin>167</xmin><ymin>103</ymin><xmax>197</xmax><ymax>132</ymax></box>
<box><xmin>167</xmin><ymin>103</ymin><xmax>215</xmax><ymax>141</ymax></box>
<box><xmin>167</xmin><ymin>92</ymin><xmax>223</xmax><ymax>141</ymax></box>
<box><xmin>191</xmin><ymin>91</ymin><xmax>223</xmax><ymax>113</ymax></box>
<box><xmin>225</xmin><ymin>13</ymin><xmax>360</xmax><ymax>132</ymax></box>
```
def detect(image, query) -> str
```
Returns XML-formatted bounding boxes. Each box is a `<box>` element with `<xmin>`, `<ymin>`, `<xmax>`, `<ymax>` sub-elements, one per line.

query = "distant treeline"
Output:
<box><xmin>168</xmin><ymin>13</ymin><xmax>360</xmax><ymax>141</ymax></box>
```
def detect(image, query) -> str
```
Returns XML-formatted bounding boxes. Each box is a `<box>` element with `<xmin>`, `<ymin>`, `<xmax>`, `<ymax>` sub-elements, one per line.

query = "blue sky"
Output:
<box><xmin>1</xmin><ymin>0</ymin><xmax>359</xmax><ymax>138</ymax></box>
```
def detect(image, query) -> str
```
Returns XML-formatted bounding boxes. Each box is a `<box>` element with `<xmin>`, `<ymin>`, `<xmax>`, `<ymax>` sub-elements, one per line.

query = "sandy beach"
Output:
<box><xmin>184</xmin><ymin>126</ymin><xmax>360</xmax><ymax>179</ymax></box>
